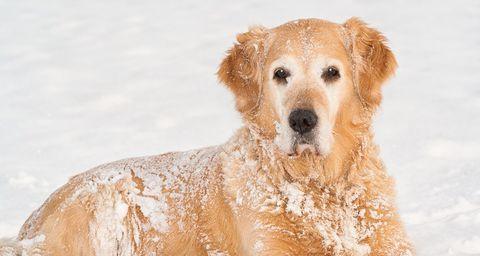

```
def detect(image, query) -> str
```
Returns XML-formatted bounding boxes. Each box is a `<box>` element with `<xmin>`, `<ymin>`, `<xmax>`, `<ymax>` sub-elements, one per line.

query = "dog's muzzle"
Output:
<box><xmin>287</xmin><ymin>109</ymin><xmax>319</xmax><ymax>155</ymax></box>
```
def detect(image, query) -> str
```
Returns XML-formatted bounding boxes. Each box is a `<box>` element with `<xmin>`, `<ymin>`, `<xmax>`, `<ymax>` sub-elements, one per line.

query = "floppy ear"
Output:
<box><xmin>343</xmin><ymin>18</ymin><xmax>397</xmax><ymax>109</ymax></box>
<box><xmin>217</xmin><ymin>26</ymin><xmax>267</xmax><ymax>114</ymax></box>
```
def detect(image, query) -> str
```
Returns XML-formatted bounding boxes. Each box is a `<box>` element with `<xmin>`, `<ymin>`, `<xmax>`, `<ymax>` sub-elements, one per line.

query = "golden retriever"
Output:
<box><xmin>1</xmin><ymin>18</ymin><xmax>413</xmax><ymax>255</ymax></box>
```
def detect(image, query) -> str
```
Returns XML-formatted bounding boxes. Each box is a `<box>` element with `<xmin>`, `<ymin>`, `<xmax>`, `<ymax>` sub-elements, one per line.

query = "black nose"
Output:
<box><xmin>288</xmin><ymin>109</ymin><xmax>318</xmax><ymax>135</ymax></box>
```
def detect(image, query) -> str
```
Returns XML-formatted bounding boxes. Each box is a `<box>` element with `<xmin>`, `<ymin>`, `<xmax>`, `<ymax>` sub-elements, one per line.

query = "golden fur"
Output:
<box><xmin>1</xmin><ymin>18</ymin><xmax>413</xmax><ymax>255</ymax></box>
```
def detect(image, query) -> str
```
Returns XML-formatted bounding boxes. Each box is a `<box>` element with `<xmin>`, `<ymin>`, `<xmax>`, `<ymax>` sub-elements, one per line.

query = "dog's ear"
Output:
<box><xmin>343</xmin><ymin>18</ymin><xmax>397</xmax><ymax>109</ymax></box>
<box><xmin>217</xmin><ymin>26</ymin><xmax>267</xmax><ymax>113</ymax></box>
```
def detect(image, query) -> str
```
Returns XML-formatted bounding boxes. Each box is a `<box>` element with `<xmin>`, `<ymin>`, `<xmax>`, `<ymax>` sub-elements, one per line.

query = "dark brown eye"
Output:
<box><xmin>273</xmin><ymin>68</ymin><xmax>290</xmax><ymax>83</ymax></box>
<box><xmin>322</xmin><ymin>66</ymin><xmax>340</xmax><ymax>82</ymax></box>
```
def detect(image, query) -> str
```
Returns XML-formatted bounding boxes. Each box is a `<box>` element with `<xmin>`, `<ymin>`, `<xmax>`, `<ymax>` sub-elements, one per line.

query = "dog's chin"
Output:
<box><xmin>285</xmin><ymin>143</ymin><xmax>323</xmax><ymax>157</ymax></box>
<box><xmin>295</xmin><ymin>143</ymin><xmax>316</xmax><ymax>155</ymax></box>
<box><xmin>274</xmin><ymin>133</ymin><xmax>330</xmax><ymax>157</ymax></box>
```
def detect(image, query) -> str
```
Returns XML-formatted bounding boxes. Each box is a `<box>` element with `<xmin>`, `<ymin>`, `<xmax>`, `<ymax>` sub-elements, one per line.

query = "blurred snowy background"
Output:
<box><xmin>1</xmin><ymin>0</ymin><xmax>479</xmax><ymax>255</ymax></box>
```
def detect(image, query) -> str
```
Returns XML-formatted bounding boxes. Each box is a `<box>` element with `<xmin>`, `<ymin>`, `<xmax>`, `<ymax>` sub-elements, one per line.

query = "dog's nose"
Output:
<box><xmin>288</xmin><ymin>109</ymin><xmax>318</xmax><ymax>135</ymax></box>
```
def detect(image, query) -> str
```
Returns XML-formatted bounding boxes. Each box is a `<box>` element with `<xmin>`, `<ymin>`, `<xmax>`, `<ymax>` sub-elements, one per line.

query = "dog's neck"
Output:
<box><xmin>226</xmin><ymin>124</ymin><xmax>378</xmax><ymax>186</ymax></box>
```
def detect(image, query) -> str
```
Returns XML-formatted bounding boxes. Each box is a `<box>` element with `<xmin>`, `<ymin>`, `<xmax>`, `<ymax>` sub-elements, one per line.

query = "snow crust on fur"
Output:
<box><xmin>221</xmin><ymin>128</ymin><xmax>412</xmax><ymax>255</ymax></box>
<box><xmin>14</xmin><ymin>127</ymin><xmax>413</xmax><ymax>255</ymax></box>
<box><xmin>0</xmin><ymin>235</ymin><xmax>44</xmax><ymax>256</ymax></box>
<box><xmin>17</xmin><ymin>147</ymin><xmax>220</xmax><ymax>255</ymax></box>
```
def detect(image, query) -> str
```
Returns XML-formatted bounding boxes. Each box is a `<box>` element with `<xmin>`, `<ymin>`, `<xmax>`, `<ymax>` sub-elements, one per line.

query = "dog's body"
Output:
<box><xmin>3</xmin><ymin>18</ymin><xmax>413</xmax><ymax>255</ymax></box>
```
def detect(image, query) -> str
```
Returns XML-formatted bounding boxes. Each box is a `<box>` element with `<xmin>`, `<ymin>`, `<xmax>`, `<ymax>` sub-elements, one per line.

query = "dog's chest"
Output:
<box><xmin>250</xmin><ymin>206</ymin><xmax>371</xmax><ymax>256</ymax></box>
<box><xmin>230</xmin><ymin>177</ymin><xmax>375</xmax><ymax>256</ymax></box>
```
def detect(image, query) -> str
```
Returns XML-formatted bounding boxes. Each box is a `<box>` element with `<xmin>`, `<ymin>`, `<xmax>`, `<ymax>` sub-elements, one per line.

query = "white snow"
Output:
<box><xmin>280</xmin><ymin>182</ymin><xmax>306</xmax><ymax>216</ymax></box>
<box><xmin>7</xmin><ymin>172</ymin><xmax>49</xmax><ymax>191</ymax></box>
<box><xmin>0</xmin><ymin>0</ymin><xmax>479</xmax><ymax>255</ymax></box>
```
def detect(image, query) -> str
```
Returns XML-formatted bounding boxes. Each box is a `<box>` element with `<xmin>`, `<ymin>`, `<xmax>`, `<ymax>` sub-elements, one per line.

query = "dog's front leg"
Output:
<box><xmin>365</xmin><ymin>210</ymin><xmax>414</xmax><ymax>256</ymax></box>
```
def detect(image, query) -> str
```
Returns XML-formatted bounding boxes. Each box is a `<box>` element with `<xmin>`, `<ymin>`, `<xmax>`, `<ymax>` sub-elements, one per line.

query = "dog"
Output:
<box><xmin>1</xmin><ymin>18</ymin><xmax>413</xmax><ymax>255</ymax></box>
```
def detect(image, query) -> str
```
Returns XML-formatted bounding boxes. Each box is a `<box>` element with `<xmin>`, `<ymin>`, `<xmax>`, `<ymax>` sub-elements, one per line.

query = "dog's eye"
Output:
<box><xmin>322</xmin><ymin>66</ymin><xmax>340</xmax><ymax>82</ymax></box>
<box><xmin>273</xmin><ymin>68</ymin><xmax>290</xmax><ymax>84</ymax></box>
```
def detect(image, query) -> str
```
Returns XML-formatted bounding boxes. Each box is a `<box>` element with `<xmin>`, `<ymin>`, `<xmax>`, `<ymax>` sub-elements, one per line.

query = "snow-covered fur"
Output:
<box><xmin>12</xmin><ymin>18</ymin><xmax>413</xmax><ymax>255</ymax></box>
<box><xmin>0</xmin><ymin>238</ymin><xmax>19</xmax><ymax>256</ymax></box>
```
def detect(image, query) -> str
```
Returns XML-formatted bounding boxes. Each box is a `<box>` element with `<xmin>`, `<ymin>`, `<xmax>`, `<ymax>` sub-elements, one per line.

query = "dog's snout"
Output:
<box><xmin>288</xmin><ymin>109</ymin><xmax>318</xmax><ymax>135</ymax></box>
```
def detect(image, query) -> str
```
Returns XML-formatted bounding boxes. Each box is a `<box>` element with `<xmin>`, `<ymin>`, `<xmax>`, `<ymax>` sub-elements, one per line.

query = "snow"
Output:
<box><xmin>0</xmin><ymin>0</ymin><xmax>479</xmax><ymax>255</ymax></box>
<box><xmin>280</xmin><ymin>182</ymin><xmax>306</xmax><ymax>216</ymax></box>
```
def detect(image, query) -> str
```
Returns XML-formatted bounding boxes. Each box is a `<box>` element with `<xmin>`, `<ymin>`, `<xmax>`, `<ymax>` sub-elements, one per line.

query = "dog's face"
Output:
<box><xmin>219</xmin><ymin>18</ymin><xmax>397</xmax><ymax>157</ymax></box>
<box><xmin>265</xmin><ymin>22</ymin><xmax>353</xmax><ymax>156</ymax></box>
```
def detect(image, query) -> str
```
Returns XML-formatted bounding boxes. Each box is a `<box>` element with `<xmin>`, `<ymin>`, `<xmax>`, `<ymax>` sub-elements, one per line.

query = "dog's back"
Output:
<box><xmin>16</xmin><ymin>146</ymin><xmax>225</xmax><ymax>255</ymax></box>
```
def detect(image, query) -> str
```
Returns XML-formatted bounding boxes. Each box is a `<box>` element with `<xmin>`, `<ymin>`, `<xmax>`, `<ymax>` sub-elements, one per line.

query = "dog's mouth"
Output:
<box><xmin>274</xmin><ymin>123</ymin><xmax>329</xmax><ymax>157</ymax></box>
<box><xmin>288</xmin><ymin>137</ymin><xmax>321</xmax><ymax>156</ymax></box>
<box><xmin>292</xmin><ymin>143</ymin><xmax>318</xmax><ymax>156</ymax></box>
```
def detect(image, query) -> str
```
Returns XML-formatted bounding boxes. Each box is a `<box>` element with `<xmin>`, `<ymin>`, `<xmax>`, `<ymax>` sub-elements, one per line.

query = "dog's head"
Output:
<box><xmin>218</xmin><ymin>18</ymin><xmax>397</xmax><ymax>157</ymax></box>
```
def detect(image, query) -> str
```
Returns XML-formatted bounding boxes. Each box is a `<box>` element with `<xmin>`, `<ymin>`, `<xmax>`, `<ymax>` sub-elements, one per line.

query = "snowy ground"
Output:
<box><xmin>1</xmin><ymin>0</ymin><xmax>479</xmax><ymax>255</ymax></box>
